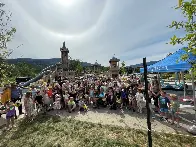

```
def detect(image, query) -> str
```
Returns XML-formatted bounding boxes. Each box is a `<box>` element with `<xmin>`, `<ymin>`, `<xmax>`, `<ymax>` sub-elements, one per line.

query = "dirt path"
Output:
<box><xmin>0</xmin><ymin>106</ymin><xmax>193</xmax><ymax>135</ymax></box>
<box><xmin>48</xmin><ymin>108</ymin><xmax>191</xmax><ymax>135</ymax></box>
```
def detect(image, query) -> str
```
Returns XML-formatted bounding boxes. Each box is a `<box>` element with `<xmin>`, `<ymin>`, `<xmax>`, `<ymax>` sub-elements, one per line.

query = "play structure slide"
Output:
<box><xmin>20</xmin><ymin>70</ymin><xmax>51</xmax><ymax>87</ymax></box>
<box><xmin>41</xmin><ymin>64</ymin><xmax>56</xmax><ymax>72</ymax></box>
<box><xmin>19</xmin><ymin>63</ymin><xmax>57</xmax><ymax>87</ymax></box>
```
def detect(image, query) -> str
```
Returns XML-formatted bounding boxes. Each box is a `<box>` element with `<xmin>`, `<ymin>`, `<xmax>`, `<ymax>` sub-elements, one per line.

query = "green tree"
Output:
<box><xmin>5</xmin><ymin>62</ymin><xmax>42</xmax><ymax>83</ymax></box>
<box><xmin>102</xmin><ymin>66</ymin><xmax>110</xmax><ymax>72</ymax></box>
<box><xmin>74</xmin><ymin>60</ymin><xmax>83</xmax><ymax>75</ymax></box>
<box><xmin>69</xmin><ymin>59</ymin><xmax>80</xmax><ymax>70</ymax></box>
<box><xmin>0</xmin><ymin>3</ymin><xmax>16</xmax><ymax>85</ymax></box>
<box><xmin>120</xmin><ymin>61</ymin><xmax>126</xmax><ymax>75</ymax></box>
<box><xmin>127</xmin><ymin>66</ymin><xmax>133</xmax><ymax>74</ymax></box>
<box><xmin>69</xmin><ymin>59</ymin><xmax>84</xmax><ymax>75</ymax></box>
<box><xmin>169</xmin><ymin>0</ymin><xmax>196</xmax><ymax>69</ymax></box>
<box><xmin>76</xmin><ymin>65</ymin><xmax>83</xmax><ymax>75</ymax></box>
<box><xmin>14</xmin><ymin>62</ymin><xmax>41</xmax><ymax>77</ymax></box>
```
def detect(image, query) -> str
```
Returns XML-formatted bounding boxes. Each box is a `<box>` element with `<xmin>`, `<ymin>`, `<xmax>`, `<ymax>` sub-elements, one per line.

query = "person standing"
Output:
<box><xmin>151</xmin><ymin>76</ymin><xmax>161</xmax><ymax>112</ymax></box>
<box><xmin>11</xmin><ymin>84</ymin><xmax>23</xmax><ymax>119</ymax></box>
<box><xmin>159</xmin><ymin>91</ymin><xmax>170</xmax><ymax>122</ymax></box>
<box><xmin>1</xmin><ymin>85</ymin><xmax>11</xmax><ymax>105</ymax></box>
<box><xmin>5</xmin><ymin>101</ymin><xmax>16</xmax><ymax>130</ymax></box>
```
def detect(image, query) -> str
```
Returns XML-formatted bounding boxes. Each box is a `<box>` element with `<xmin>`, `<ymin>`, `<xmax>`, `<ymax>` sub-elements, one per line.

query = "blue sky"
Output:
<box><xmin>3</xmin><ymin>0</ymin><xmax>185</xmax><ymax>66</ymax></box>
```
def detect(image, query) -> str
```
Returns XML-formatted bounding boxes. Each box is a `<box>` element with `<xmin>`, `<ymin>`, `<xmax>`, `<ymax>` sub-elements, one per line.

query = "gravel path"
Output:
<box><xmin>48</xmin><ymin>108</ymin><xmax>191</xmax><ymax>135</ymax></box>
<box><xmin>0</xmin><ymin>106</ymin><xmax>193</xmax><ymax>135</ymax></box>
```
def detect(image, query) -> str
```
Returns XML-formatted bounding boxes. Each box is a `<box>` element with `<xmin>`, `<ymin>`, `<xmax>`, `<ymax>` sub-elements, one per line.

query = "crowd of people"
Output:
<box><xmin>0</xmin><ymin>74</ymin><xmax>181</xmax><ymax>130</ymax></box>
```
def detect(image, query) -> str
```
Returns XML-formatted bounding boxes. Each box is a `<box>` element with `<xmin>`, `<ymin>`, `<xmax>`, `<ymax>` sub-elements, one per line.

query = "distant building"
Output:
<box><xmin>92</xmin><ymin>60</ymin><xmax>101</xmax><ymax>74</ymax></box>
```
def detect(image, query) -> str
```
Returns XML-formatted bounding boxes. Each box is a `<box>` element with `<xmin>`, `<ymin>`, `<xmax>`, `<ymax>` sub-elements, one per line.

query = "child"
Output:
<box><xmin>35</xmin><ymin>91</ymin><xmax>43</xmax><ymax>113</ymax></box>
<box><xmin>148</xmin><ymin>90</ymin><xmax>155</xmax><ymax>119</ymax></box>
<box><xmin>89</xmin><ymin>86</ymin><xmax>94</xmax><ymax>104</ymax></box>
<box><xmin>76</xmin><ymin>90</ymin><xmax>84</xmax><ymax>105</ymax></box>
<box><xmin>5</xmin><ymin>101</ymin><xmax>16</xmax><ymax>130</ymax></box>
<box><xmin>170</xmin><ymin>94</ymin><xmax>180</xmax><ymax>127</ymax></box>
<box><xmin>53</xmin><ymin>94</ymin><xmax>61</xmax><ymax>114</ymax></box>
<box><xmin>108</xmin><ymin>89</ymin><xmax>117</xmax><ymax>110</ymax></box>
<box><xmin>135</xmin><ymin>89</ymin><xmax>145</xmax><ymax>113</ymax></box>
<box><xmin>159</xmin><ymin>91</ymin><xmax>170</xmax><ymax>121</ymax></box>
<box><xmin>63</xmin><ymin>91</ymin><xmax>70</xmax><ymax>110</ymax></box>
<box><xmin>120</xmin><ymin>88</ymin><xmax>127</xmax><ymax>109</ymax></box>
<box><xmin>78</xmin><ymin>98</ymin><xmax>88</xmax><ymax>112</ymax></box>
<box><xmin>128</xmin><ymin>88</ymin><xmax>136</xmax><ymax>112</ymax></box>
<box><xmin>84</xmin><ymin>93</ymin><xmax>89</xmax><ymax>105</ymax></box>
<box><xmin>68</xmin><ymin>97</ymin><xmax>76</xmax><ymax>113</ymax></box>
<box><xmin>53</xmin><ymin>94</ymin><xmax>61</xmax><ymax>110</ymax></box>
<box><xmin>24</xmin><ymin>92</ymin><xmax>34</xmax><ymax>120</ymax></box>
<box><xmin>43</xmin><ymin>91</ymin><xmax>52</xmax><ymax>112</ymax></box>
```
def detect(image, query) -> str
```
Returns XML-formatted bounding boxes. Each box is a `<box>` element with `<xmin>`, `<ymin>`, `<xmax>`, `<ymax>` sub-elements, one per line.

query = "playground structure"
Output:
<box><xmin>109</xmin><ymin>56</ymin><xmax>120</xmax><ymax>78</ymax></box>
<box><xmin>20</xmin><ymin>42</ymin><xmax>76</xmax><ymax>87</ymax></box>
<box><xmin>19</xmin><ymin>42</ymin><xmax>123</xmax><ymax>86</ymax></box>
<box><xmin>92</xmin><ymin>60</ymin><xmax>101</xmax><ymax>74</ymax></box>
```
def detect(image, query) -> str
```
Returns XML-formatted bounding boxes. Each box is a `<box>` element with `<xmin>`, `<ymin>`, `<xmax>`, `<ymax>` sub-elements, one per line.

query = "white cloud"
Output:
<box><xmin>124</xmin><ymin>40</ymin><xmax>184</xmax><ymax>66</ymax></box>
<box><xmin>2</xmin><ymin>0</ymin><xmax>186</xmax><ymax>66</ymax></box>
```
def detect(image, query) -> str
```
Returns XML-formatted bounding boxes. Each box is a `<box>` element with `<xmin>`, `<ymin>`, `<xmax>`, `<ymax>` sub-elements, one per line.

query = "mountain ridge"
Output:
<box><xmin>7</xmin><ymin>58</ymin><xmax>93</xmax><ymax>67</ymax></box>
<box><xmin>7</xmin><ymin>58</ymin><xmax>157</xmax><ymax>67</ymax></box>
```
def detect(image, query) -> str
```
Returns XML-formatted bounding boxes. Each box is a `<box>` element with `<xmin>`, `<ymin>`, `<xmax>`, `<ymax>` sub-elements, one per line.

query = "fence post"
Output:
<box><xmin>143</xmin><ymin>57</ymin><xmax>152</xmax><ymax>147</ymax></box>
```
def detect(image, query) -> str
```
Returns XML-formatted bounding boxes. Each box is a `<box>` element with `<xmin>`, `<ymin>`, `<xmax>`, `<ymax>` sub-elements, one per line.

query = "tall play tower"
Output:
<box><xmin>109</xmin><ymin>55</ymin><xmax>120</xmax><ymax>78</ymax></box>
<box><xmin>60</xmin><ymin>41</ymin><xmax>69</xmax><ymax>78</ymax></box>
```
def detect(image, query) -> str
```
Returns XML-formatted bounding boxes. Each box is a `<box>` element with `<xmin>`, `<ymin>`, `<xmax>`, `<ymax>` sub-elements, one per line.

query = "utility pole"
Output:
<box><xmin>143</xmin><ymin>58</ymin><xmax>152</xmax><ymax>147</ymax></box>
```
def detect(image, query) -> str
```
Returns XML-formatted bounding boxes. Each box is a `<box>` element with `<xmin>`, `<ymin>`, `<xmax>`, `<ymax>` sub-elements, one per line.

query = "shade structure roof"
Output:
<box><xmin>109</xmin><ymin>56</ymin><xmax>120</xmax><ymax>62</ymax></box>
<box><xmin>140</xmin><ymin>47</ymin><xmax>196</xmax><ymax>73</ymax></box>
<box><xmin>92</xmin><ymin>61</ymin><xmax>101</xmax><ymax>67</ymax></box>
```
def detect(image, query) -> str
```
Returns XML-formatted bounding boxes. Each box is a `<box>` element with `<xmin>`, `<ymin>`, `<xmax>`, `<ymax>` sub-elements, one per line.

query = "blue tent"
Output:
<box><xmin>140</xmin><ymin>47</ymin><xmax>196</xmax><ymax>73</ymax></box>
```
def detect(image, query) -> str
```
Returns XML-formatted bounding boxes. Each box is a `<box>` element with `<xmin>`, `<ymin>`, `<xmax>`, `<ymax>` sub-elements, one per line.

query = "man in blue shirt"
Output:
<box><xmin>11</xmin><ymin>84</ymin><xmax>23</xmax><ymax>119</ymax></box>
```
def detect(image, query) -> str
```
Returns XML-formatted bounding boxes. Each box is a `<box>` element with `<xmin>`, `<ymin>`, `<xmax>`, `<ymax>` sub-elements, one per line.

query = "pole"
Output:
<box><xmin>191</xmin><ymin>69</ymin><xmax>196</xmax><ymax>120</ymax></box>
<box><xmin>143</xmin><ymin>58</ymin><xmax>152</xmax><ymax>147</ymax></box>
<box><xmin>157</xmin><ymin>72</ymin><xmax>161</xmax><ymax>90</ymax></box>
<box><xmin>188</xmin><ymin>69</ymin><xmax>196</xmax><ymax>134</ymax></box>
<box><xmin>182</xmin><ymin>72</ymin><xmax>186</xmax><ymax>99</ymax></box>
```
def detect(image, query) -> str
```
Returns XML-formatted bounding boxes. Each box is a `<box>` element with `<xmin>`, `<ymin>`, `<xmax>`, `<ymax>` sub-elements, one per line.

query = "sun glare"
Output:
<box><xmin>56</xmin><ymin>0</ymin><xmax>76</xmax><ymax>7</ymax></box>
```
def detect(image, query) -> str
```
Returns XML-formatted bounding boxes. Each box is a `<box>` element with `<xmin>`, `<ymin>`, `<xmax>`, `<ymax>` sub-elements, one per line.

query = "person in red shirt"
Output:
<box><xmin>47</xmin><ymin>87</ymin><xmax>53</xmax><ymax>98</ymax></box>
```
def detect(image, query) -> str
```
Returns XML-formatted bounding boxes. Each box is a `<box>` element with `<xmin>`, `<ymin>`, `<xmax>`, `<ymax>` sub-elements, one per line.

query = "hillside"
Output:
<box><xmin>7</xmin><ymin>58</ymin><xmax>157</xmax><ymax>69</ymax></box>
<box><xmin>7</xmin><ymin>58</ymin><xmax>93</xmax><ymax>68</ymax></box>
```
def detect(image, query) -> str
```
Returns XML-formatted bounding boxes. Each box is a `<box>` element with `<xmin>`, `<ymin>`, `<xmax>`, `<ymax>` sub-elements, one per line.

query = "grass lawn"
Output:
<box><xmin>0</xmin><ymin>114</ymin><xmax>195</xmax><ymax>147</ymax></box>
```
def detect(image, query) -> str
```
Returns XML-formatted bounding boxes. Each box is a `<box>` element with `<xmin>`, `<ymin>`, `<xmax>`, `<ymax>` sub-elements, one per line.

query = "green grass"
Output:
<box><xmin>0</xmin><ymin>114</ymin><xmax>195</xmax><ymax>147</ymax></box>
